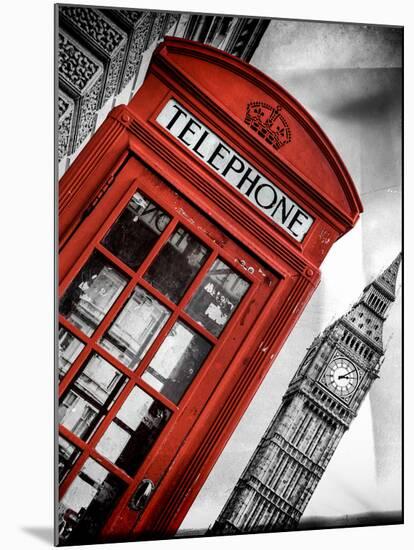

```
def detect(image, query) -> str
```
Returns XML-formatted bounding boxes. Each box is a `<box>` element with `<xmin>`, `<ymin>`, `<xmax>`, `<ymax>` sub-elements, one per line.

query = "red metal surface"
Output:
<box><xmin>58</xmin><ymin>38</ymin><xmax>362</xmax><ymax>543</ymax></box>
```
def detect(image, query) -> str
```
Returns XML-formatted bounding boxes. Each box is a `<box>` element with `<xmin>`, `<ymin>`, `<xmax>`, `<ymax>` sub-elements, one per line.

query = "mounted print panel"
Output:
<box><xmin>56</xmin><ymin>4</ymin><xmax>402</xmax><ymax>547</ymax></box>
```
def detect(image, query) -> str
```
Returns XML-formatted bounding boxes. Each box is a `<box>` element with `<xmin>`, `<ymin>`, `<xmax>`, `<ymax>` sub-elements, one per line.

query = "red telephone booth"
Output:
<box><xmin>57</xmin><ymin>37</ymin><xmax>362</xmax><ymax>545</ymax></box>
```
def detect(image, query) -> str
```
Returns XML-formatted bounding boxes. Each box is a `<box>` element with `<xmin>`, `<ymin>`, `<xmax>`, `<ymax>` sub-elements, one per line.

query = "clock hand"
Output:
<box><xmin>338</xmin><ymin>371</ymin><xmax>356</xmax><ymax>379</ymax></box>
<box><xmin>338</xmin><ymin>367</ymin><xmax>356</xmax><ymax>379</ymax></box>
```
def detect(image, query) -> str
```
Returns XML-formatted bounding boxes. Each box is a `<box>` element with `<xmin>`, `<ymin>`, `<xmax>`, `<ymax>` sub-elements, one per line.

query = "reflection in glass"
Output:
<box><xmin>185</xmin><ymin>259</ymin><xmax>250</xmax><ymax>337</ymax></box>
<box><xmin>59</xmin><ymin>251</ymin><xmax>128</xmax><ymax>336</ymax></box>
<box><xmin>59</xmin><ymin>353</ymin><xmax>127</xmax><ymax>441</ymax></box>
<box><xmin>58</xmin><ymin>458</ymin><xmax>125</xmax><ymax>545</ymax></box>
<box><xmin>75</xmin><ymin>353</ymin><xmax>126</xmax><ymax>405</ymax></box>
<box><xmin>58</xmin><ymin>436</ymin><xmax>81</xmax><ymax>482</ymax></box>
<box><xmin>144</xmin><ymin>226</ymin><xmax>209</xmax><ymax>303</ymax></box>
<box><xmin>142</xmin><ymin>322</ymin><xmax>211</xmax><ymax>404</ymax></box>
<box><xmin>99</xmin><ymin>286</ymin><xmax>170</xmax><ymax>371</ymax></box>
<box><xmin>58</xmin><ymin>326</ymin><xmax>85</xmax><ymax>379</ymax></box>
<box><xmin>101</xmin><ymin>191</ymin><xmax>171</xmax><ymax>271</ymax></box>
<box><xmin>95</xmin><ymin>386</ymin><xmax>171</xmax><ymax>477</ymax></box>
<box><xmin>59</xmin><ymin>390</ymin><xmax>99</xmax><ymax>440</ymax></box>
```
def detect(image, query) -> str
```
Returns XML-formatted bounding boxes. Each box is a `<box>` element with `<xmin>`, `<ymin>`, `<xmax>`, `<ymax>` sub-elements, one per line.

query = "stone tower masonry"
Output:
<box><xmin>211</xmin><ymin>253</ymin><xmax>402</xmax><ymax>535</ymax></box>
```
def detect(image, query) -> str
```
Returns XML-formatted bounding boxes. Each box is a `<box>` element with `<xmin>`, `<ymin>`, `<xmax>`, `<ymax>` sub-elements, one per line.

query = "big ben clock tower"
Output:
<box><xmin>211</xmin><ymin>253</ymin><xmax>402</xmax><ymax>534</ymax></box>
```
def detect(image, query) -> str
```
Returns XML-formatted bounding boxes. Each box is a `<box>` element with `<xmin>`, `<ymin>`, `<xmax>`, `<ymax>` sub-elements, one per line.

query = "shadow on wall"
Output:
<box><xmin>20</xmin><ymin>526</ymin><xmax>54</xmax><ymax>544</ymax></box>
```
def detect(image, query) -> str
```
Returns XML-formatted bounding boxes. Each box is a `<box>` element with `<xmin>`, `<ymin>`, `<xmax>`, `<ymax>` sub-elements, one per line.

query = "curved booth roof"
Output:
<box><xmin>146</xmin><ymin>37</ymin><xmax>363</xmax><ymax>227</ymax></box>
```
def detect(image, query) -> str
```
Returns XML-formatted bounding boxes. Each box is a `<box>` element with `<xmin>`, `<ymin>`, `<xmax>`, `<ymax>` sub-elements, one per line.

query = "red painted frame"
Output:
<box><xmin>58</xmin><ymin>38</ymin><xmax>363</xmax><ymax>543</ymax></box>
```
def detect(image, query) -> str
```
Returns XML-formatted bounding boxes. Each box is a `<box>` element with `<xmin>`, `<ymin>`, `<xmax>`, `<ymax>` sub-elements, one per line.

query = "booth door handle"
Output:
<box><xmin>129</xmin><ymin>479</ymin><xmax>155</xmax><ymax>513</ymax></box>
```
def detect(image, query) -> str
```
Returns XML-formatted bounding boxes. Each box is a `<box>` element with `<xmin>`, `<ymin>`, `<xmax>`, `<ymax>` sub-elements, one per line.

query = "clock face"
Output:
<box><xmin>323</xmin><ymin>358</ymin><xmax>359</xmax><ymax>397</ymax></box>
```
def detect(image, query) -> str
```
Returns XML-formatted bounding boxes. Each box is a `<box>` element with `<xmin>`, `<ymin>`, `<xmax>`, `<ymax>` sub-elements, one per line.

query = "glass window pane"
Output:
<box><xmin>59</xmin><ymin>389</ymin><xmax>100</xmax><ymax>441</ymax></box>
<box><xmin>58</xmin><ymin>436</ymin><xmax>81</xmax><ymax>483</ymax></box>
<box><xmin>144</xmin><ymin>226</ymin><xmax>209</xmax><ymax>303</ymax></box>
<box><xmin>141</xmin><ymin>322</ymin><xmax>212</xmax><ymax>404</ymax></box>
<box><xmin>95</xmin><ymin>387</ymin><xmax>171</xmax><ymax>477</ymax></box>
<box><xmin>74</xmin><ymin>353</ymin><xmax>127</xmax><ymax>406</ymax></box>
<box><xmin>94</xmin><ymin>422</ymin><xmax>130</xmax><ymax>464</ymax></box>
<box><xmin>59</xmin><ymin>354</ymin><xmax>127</xmax><ymax>441</ymax></box>
<box><xmin>101</xmin><ymin>191</ymin><xmax>171</xmax><ymax>271</ymax></box>
<box><xmin>58</xmin><ymin>458</ymin><xmax>125</xmax><ymax>545</ymax></box>
<box><xmin>185</xmin><ymin>259</ymin><xmax>250</xmax><ymax>337</ymax></box>
<box><xmin>58</xmin><ymin>326</ymin><xmax>85</xmax><ymax>379</ymax></box>
<box><xmin>99</xmin><ymin>286</ymin><xmax>170</xmax><ymax>371</ymax></box>
<box><xmin>59</xmin><ymin>251</ymin><xmax>128</xmax><ymax>336</ymax></box>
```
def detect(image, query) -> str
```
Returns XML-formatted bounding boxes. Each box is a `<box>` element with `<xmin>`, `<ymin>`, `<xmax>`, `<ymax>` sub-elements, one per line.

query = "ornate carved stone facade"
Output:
<box><xmin>57</xmin><ymin>6</ymin><xmax>270</xmax><ymax>173</ymax></box>
<box><xmin>60</xmin><ymin>7</ymin><xmax>127</xmax><ymax>107</ymax></box>
<box><xmin>58</xmin><ymin>29</ymin><xmax>103</xmax><ymax>156</ymax></box>
<box><xmin>58</xmin><ymin>91</ymin><xmax>74</xmax><ymax>162</ymax></box>
<box><xmin>211</xmin><ymin>254</ymin><xmax>402</xmax><ymax>535</ymax></box>
<box><xmin>106</xmin><ymin>10</ymin><xmax>153</xmax><ymax>92</ymax></box>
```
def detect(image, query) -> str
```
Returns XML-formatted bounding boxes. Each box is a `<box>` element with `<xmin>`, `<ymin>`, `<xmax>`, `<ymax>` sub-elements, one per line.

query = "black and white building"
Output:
<box><xmin>211</xmin><ymin>253</ymin><xmax>402</xmax><ymax>534</ymax></box>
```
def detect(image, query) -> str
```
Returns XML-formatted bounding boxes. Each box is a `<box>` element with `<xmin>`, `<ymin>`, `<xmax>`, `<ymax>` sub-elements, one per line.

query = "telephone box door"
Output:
<box><xmin>58</xmin><ymin>156</ymin><xmax>278</xmax><ymax>544</ymax></box>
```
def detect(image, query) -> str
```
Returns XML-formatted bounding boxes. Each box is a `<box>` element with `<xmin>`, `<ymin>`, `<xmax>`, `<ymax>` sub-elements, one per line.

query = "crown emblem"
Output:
<box><xmin>244</xmin><ymin>101</ymin><xmax>292</xmax><ymax>150</ymax></box>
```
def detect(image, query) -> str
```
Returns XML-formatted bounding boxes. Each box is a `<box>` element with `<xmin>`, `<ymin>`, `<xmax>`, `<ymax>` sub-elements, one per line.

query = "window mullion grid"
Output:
<box><xmin>93</xmin><ymin>220</ymin><xmax>221</xmax><ymax>368</ymax></box>
<box><xmin>58</xmin><ymin>358</ymin><xmax>179</xmax><ymax>500</ymax></box>
<box><xmin>179</xmin><ymin>310</ymin><xmax>219</xmax><ymax>345</ymax></box>
<box><xmin>57</xmin><ymin>215</ymin><xmax>179</xmax><ymax>389</ymax></box>
<box><xmin>58</xmin><ymin>315</ymin><xmax>97</xmax><ymax>396</ymax></box>
<box><xmin>65</xmin><ymin>235</ymin><xmax>223</xmax><ymax>484</ymax></box>
<box><xmin>176</xmin><ymin>248</ymin><xmax>218</xmax><ymax>310</ymax></box>
<box><xmin>58</xmin><ymin>375</ymin><xmax>147</xmax><ymax>498</ymax></box>
<box><xmin>59</xmin><ymin>204</ymin><xmax>249</xmax><ymax>499</ymax></box>
<box><xmin>58</xmin><ymin>424</ymin><xmax>133</xmax><ymax>498</ymax></box>
<box><xmin>91</xmin><ymin>336</ymin><xmax>179</xmax><ymax>412</ymax></box>
<box><xmin>58</xmin><ymin>317</ymin><xmax>138</xmax><ymax>398</ymax></box>
<box><xmin>58</xmin><ymin>175</ymin><xmax>138</xmax><ymax>294</ymax></box>
<box><xmin>58</xmin><ymin>309</ymin><xmax>180</xmax><ymax>496</ymax></box>
<box><xmin>88</xmin><ymin>216</ymin><xmax>180</xmax><ymax>343</ymax></box>
<box><xmin>122</xmin><ymin>247</ymin><xmax>221</xmax><ymax>388</ymax></box>
<box><xmin>58</xmin><ymin>218</ymin><xmax>184</xmax><ymax>496</ymax></box>
<box><xmin>58</xmin><ymin>221</ymin><xmax>190</xmax><ymax>497</ymax></box>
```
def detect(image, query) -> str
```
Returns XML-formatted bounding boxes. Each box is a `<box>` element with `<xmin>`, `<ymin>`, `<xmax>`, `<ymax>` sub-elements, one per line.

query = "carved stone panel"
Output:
<box><xmin>58</xmin><ymin>91</ymin><xmax>74</xmax><ymax>161</ymax></box>
<box><xmin>117</xmin><ymin>9</ymin><xmax>144</xmax><ymax>24</ymax></box>
<box><xmin>148</xmin><ymin>13</ymin><xmax>167</xmax><ymax>47</ymax></box>
<box><xmin>59</xmin><ymin>6</ymin><xmax>127</xmax><ymax>106</ymax></box>
<box><xmin>103</xmin><ymin>9</ymin><xmax>153</xmax><ymax>92</ymax></box>
<box><xmin>164</xmin><ymin>12</ymin><xmax>181</xmax><ymax>34</ymax></box>
<box><xmin>74</xmin><ymin>73</ymin><xmax>103</xmax><ymax>151</ymax></box>
<box><xmin>58</xmin><ymin>29</ymin><xmax>104</xmax><ymax>154</ymax></box>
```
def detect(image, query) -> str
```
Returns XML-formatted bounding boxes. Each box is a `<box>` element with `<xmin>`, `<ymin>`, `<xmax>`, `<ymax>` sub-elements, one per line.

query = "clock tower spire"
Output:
<box><xmin>210</xmin><ymin>253</ymin><xmax>401</xmax><ymax>535</ymax></box>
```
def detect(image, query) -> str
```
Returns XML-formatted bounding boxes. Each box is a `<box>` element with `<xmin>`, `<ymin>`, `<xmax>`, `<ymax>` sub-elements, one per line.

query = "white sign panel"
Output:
<box><xmin>157</xmin><ymin>99</ymin><xmax>314</xmax><ymax>242</ymax></box>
